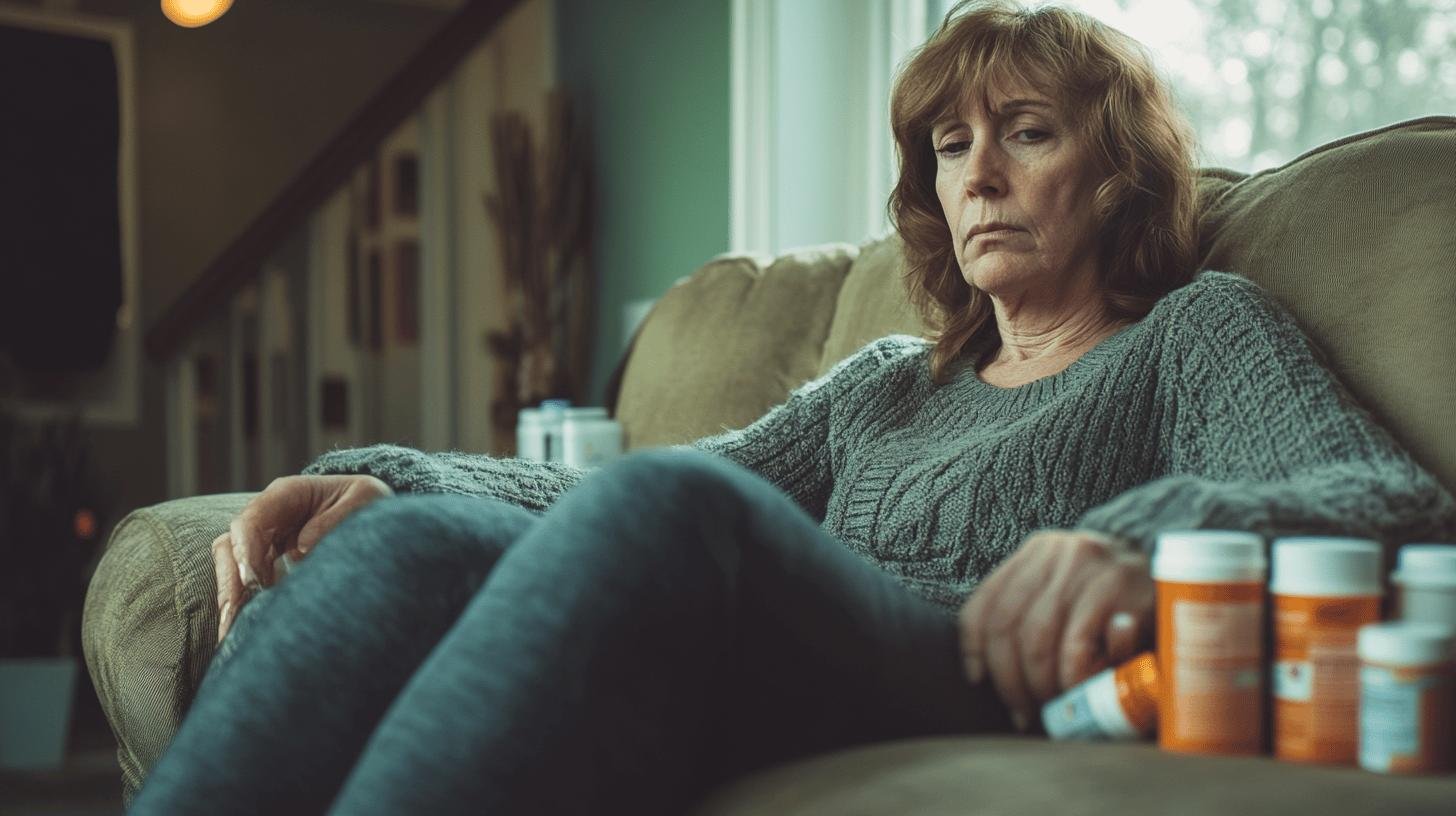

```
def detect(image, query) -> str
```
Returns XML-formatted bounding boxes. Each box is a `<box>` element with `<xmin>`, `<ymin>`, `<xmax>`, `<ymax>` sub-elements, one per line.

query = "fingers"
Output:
<box><xmin>1059</xmin><ymin>567</ymin><xmax>1121</xmax><ymax>689</ymax></box>
<box><xmin>986</xmin><ymin>616</ymin><xmax>1031</xmax><ymax>730</ymax></box>
<box><xmin>230</xmin><ymin>476</ymin><xmax>313</xmax><ymax>587</ymax></box>
<box><xmin>212</xmin><ymin>532</ymin><xmax>246</xmax><ymax>642</ymax></box>
<box><xmin>1018</xmin><ymin>536</ymin><xmax>1108</xmax><ymax>703</ymax></box>
<box><xmin>959</xmin><ymin>540</ymin><xmax>1036</xmax><ymax>684</ymax></box>
<box><xmin>287</xmin><ymin>475</ymin><xmax>394</xmax><ymax>560</ymax></box>
<box><xmin>984</xmin><ymin>563</ymin><xmax>1048</xmax><ymax>726</ymax></box>
<box><xmin>962</xmin><ymin>528</ymin><xmax>1154</xmax><ymax>735</ymax></box>
<box><xmin>1059</xmin><ymin>551</ymin><xmax>1155</xmax><ymax>689</ymax></box>
<box><xmin>290</xmin><ymin>487</ymin><xmax>359</xmax><ymax>558</ymax></box>
<box><xmin>1105</xmin><ymin>611</ymin><xmax>1141</xmax><ymax>664</ymax></box>
<box><xmin>963</xmin><ymin>536</ymin><xmax>1055</xmax><ymax>729</ymax></box>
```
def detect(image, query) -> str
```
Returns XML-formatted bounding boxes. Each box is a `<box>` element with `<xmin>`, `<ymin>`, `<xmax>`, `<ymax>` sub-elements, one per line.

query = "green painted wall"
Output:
<box><xmin>554</xmin><ymin>0</ymin><xmax>732</xmax><ymax>405</ymax></box>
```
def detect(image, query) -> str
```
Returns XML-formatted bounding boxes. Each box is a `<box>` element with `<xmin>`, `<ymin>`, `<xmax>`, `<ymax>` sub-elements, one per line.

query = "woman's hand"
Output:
<box><xmin>957</xmin><ymin>528</ymin><xmax>1153</xmax><ymax>731</ymax></box>
<box><xmin>212</xmin><ymin>474</ymin><xmax>394</xmax><ymax>642</ymax></box>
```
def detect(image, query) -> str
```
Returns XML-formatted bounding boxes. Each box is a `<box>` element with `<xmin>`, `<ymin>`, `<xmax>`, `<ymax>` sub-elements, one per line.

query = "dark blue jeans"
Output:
<box><xmin>129</xmin><ymin>449</ymin><xmax>1009</xmax><ymax>815</ymax></box>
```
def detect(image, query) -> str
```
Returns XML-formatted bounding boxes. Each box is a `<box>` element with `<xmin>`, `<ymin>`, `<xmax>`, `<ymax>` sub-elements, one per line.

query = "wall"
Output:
<box><xmin>553</xmin><ymin>0</ymin><xmax>733</xmax><ymax>405</ymax></box>
<box><xmin>1</xmin><ymin>0</ymin><xmax>454</xmax><ymax>538</ymax></box>
<box><xmin>434</xmin><ymin>0</ymin><xmax>556</xmax><ymax>454</ymax></box>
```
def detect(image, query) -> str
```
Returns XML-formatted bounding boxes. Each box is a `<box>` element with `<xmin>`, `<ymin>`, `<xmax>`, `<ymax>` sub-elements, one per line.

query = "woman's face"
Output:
<box><xmin>932</xmin><ymin>86</ymin><xmax>1105</xmax><ymax>301</ymax></box>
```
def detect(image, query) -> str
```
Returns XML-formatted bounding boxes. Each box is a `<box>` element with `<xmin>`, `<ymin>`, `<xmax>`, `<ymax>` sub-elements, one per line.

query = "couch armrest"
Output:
<box><xmin>80</xmin><ymin>492</ymin><xmax>254</xmax><ymax>805</ymax></box>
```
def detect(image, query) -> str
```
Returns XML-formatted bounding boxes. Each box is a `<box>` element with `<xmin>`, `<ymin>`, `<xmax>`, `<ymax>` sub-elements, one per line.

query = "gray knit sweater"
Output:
<box><xmin>302</xmin><ymin>271</ymin><xmax>1456</xmax><ymax>611</ymax></box>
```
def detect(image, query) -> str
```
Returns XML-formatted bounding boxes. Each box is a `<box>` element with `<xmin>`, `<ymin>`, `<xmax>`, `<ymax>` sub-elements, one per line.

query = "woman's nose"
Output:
<box><xmin>962</xmin><ymin>142</ymin><xmax>1006</xmax><ymax>199</ymax></box>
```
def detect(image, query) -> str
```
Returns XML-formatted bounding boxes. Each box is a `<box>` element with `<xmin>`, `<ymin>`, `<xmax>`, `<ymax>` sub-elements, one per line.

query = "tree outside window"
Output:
<box><xmin>930</xmin><ymin>0</ymin><xmax>1456</xmax><ymax>172</ymax></box>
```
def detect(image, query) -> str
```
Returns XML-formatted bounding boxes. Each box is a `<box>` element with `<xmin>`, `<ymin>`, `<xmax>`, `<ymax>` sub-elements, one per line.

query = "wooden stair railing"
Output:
<box><xmin>144</xmin><ymin>0</ymin><xmax>521</xmax><ymax>360</ymax></box>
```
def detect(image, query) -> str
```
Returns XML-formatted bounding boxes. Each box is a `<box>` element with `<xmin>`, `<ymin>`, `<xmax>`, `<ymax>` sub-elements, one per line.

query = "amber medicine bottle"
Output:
<box><xmin>1152</xmin><ymin>530</ymin><xmax>1266</xmax><ymax>755</ymax></box>
<box><xmin>1269</xmin><ymin>537</ymin><xmax>1383</xmax><ymax>765</ymax></box>
<box><xmin>1042</xmin><ymin>651</ymin><xmax>1160</xmax><ymax>740</ymax></box>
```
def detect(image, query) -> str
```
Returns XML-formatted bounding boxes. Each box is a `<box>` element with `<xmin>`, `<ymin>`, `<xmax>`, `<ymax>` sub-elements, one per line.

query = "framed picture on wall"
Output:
<box><xmin>393</xmin><ymin>153</ymin><xmax>418</xmax><ymax>217</ymax></box>
<box><xmin>367</xmin><ymin>250</ymin><xmax>383</xmax><ymax>352</ymax></box>
<box><xmin>365</xmin><ymin>157</ymin><xmax>382</xmax><ymax>230</ymax></box>
<box><xmin>346</xmin><ymin>228</ymin><xmax>361</xmax><ymax>347</ymax></box>
<box><xmin>394</xmin><ymin>240</ymin><xmax>419</xmax><ymax>344</ymax></box>
<box><xmin>320</xmin><ymin>376</ymin><xmax>349</xmax><ymax>430</ymax></box>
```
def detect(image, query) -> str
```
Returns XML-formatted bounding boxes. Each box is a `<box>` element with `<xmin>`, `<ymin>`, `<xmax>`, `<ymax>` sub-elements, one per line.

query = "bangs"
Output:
<box><xmin>899</xmin><ymin>10</ymin><xmax>1072</xmax><ymax>140</ymax></box>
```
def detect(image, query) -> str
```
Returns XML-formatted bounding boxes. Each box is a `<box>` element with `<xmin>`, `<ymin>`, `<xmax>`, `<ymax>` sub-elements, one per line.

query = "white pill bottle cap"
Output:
<box><xmin>1269</xmin><ymin>536</ymin><xmax>1382</xmax><ymax>597</ymax></box>
<box><xmin>1391</xmin><ymin>544</ymin><xmax>1456</xmax><ymax>590</ymax></box>
<box><xmin>1152</xmin><ymin>530</ymin><xmax>1266</xmax><ymax>583</ymax></box>
<box><xmin>1358</xmin><ymin>621</ymin><xmax>1456</xmax><ymax>667</ymax></box>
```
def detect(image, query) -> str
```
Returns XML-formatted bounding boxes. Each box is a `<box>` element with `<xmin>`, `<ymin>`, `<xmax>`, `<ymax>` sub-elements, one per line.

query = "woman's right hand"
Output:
<box><xmin>212</xmin><ymin>474</ymin><xmax>394</xmax><ymax>642</ymax></box>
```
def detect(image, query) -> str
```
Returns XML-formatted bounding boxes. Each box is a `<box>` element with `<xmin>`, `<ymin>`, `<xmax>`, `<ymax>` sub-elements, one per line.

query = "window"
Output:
<box><xmin>733</xmin><ymin>0</ymin><xmax>1456</xmax><ymax>257</ymax></box>
<box><xmin>931</xmin><ymin>0</ymin><xmax>1456</xmax><ymax>172</ymax></box>
<box><xmin>731</xmin><ymin>0</ymin><xmax>935</xmax><ymax>255</ymax></box>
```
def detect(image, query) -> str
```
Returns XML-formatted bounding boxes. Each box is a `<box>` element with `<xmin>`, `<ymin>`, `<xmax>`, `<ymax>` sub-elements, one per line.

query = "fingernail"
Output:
<box><xmin>967</xmin><ymin>655</ymin><xmax>985</xmax><ymax>685</ymax></box>
<box><xmin>218</xmin><ymin>600</ymin><xmax>233</xmax><ymax>640</ymax></box>
<box><xmin>1011</xmin><ymin>710</ymin><xmax>1030</xmax><ymax>733</ymax></box>
<box><xmin>238</xmin><ymin>560</ymin><xmax>260</xmax><ymax>589</ymax></box>
<box><xmin>1110</xmin><ymin>612</ymin><xmax>1136</xmax><ymax>632</ymax></box>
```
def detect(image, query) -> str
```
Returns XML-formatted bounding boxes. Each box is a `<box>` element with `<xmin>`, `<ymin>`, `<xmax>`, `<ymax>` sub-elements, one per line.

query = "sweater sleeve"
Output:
<box><xmin>301</xmin><ymin>335</ymin><xmax>923</xmax><ymax>518</ymax></box>
<box><xmin>300</xmin><ymin>443</ymin><xmax>587</xmax><ymax>513</ymax></box>
<box><xmin>676</xmin><ymin>334</ymin><xmax>924</xmax><ymax>520</ymax></box>
<box><xmin>1077</xmin><ymin>271</ymin><xmax>1456</xmax><ymax>553</ymax></box>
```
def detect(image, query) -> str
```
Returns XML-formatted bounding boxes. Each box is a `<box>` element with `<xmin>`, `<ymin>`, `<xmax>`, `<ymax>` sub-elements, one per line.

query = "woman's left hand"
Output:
<box><xmin>957</xmin><ymin>528</ymin><xmax>1154</xmax><ymax>731</ymax></box>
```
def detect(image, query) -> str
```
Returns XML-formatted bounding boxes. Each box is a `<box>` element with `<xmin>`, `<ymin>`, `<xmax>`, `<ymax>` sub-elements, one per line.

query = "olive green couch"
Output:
<box><xmin>84</xmin><ymin>118</ymin><xmax>1456</xmax><ymax>812</ymax></box>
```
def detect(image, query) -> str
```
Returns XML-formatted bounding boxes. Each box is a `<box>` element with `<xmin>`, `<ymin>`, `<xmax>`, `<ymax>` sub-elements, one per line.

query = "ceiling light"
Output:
<box><xmin>160</xmin><ymin>0</ymin><xmax>234</xmax><ymax>28</ymax></box>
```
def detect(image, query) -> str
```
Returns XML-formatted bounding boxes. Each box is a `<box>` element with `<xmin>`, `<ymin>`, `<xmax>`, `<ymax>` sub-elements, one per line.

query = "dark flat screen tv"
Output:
<box><xmin>0</xmin><ymin>22</ymin><xmax>123</xmax><ymax>373</ymax></box>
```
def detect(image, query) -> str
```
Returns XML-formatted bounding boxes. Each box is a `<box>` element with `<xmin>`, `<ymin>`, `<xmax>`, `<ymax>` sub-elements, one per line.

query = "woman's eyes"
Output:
<box><xmin>934</xmin><ymin>129</ymin><xmax>1049</xmax><ymax>156</ymax></box>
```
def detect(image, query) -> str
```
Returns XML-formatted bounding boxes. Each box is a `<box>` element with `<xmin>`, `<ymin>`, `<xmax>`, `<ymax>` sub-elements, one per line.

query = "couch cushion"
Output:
<box><xmin>1197</xmin><ymin>116</ymin><xmax>1456</xmax><ymax>492</ymax></box>
<box><xmin>81</xmin><ymin>493</ymin><xmax>250</xmax><ymax>805</ymax></box>
<box><xmin>692</xmin><ymin>736</ymin><xmax>1456</xmax><ymax>816</ymax></box>
<box><xmin>615</xmin><ymin>245</ymin><xmax>857</xmax><ymax>448</ymax></box>
<box><xmin>818</xmin><ymin>234</ymin><xmax>930</xmax><ymax>377</ymax></box>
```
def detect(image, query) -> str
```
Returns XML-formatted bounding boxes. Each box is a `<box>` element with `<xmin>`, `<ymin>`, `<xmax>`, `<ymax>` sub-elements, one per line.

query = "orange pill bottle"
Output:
<box><xmin>1269</xmin><ymin>537</ymin><xmax>1383</xmax><ymax>765</ymax></box>
<box><xmin>1152</xmin><ymin>530</ymin><xmax>1266</xmax><ymax>755</ymax></box>
<box><xmin>1041</xmin><ymin>651</ymin><xmax>1161</xmax><ymax>741</ymax></box>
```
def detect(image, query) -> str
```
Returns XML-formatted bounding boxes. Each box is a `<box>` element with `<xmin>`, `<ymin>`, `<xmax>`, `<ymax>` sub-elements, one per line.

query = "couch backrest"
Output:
<box><xmin>615</xmin><ymin>117</ymin><xmax>1456</xmax><ymax>493</ymax></box>
<box><xmin>1195</xmin><ymin>117</ymin><xmax>1456</xmax><ymax>493</ymax></box>
<box><xmin>614</xmin><ymin>245</ymin><xmax>860</xmax><ymax>448</ymax></box>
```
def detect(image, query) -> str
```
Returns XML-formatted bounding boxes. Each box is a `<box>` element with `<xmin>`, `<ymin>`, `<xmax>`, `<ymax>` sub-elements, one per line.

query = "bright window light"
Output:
<box><xmin>931</xmin><ymin>0</ymin><xmax>1456</xmax><ymax>172</ymax></box>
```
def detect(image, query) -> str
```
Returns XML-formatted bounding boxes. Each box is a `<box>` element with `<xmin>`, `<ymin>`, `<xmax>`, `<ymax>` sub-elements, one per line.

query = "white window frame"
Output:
<box><xmin>730</xmin><ymin>0</ymin><xmax>932</xmax><ymax>256</ymax></box>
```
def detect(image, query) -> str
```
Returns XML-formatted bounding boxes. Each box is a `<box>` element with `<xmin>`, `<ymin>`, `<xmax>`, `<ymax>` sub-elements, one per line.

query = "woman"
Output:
<box><xmin>133</xmin><ymin>2</ymin><xmax>1456</xmax><ymax>814</ymax></box>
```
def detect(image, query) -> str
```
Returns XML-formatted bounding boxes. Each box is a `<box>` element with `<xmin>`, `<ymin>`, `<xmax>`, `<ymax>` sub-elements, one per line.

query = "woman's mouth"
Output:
<box><xmin>971</xmin><ymin>228</ymin><xmax>1021</xmax><ymax>241</ymax></box>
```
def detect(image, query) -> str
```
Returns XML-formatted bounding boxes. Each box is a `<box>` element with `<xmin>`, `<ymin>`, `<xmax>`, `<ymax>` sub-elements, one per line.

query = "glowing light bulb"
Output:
<box><xmin>160</xmin><ymin>0</ymin><xmax>234</xmax><ymax>28</ymax></box>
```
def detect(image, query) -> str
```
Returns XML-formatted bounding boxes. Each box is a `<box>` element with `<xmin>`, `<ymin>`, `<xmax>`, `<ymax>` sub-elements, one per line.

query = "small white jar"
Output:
<box><xmin>1392</xmin><ymin>544</ymin><xmax>1456</xmax><ymax>629</ymax></box>
<box><xmin>1357</xmin><ymin>621</ymin><xmax>1456</xmax><ymax>775</ymax></box>
<box><xmin>561</xmin><ymin>408</ymin><xmax>623</xmax><ymax>469</ymax></box>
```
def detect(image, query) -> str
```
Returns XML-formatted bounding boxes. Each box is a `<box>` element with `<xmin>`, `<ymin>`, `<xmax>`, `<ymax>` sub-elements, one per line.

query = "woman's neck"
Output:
<box><xmin>987</xmin><ymin>300</ymin><xmax>1128</xmax><ymax>368</ymax></box>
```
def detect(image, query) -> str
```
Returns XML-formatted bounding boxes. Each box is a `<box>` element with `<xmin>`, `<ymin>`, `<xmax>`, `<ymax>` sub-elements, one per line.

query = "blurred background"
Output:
<box><xmin>0</xmin><ymin>0</ymin><xmax>1451</xmax><ymax>812</ymax></box>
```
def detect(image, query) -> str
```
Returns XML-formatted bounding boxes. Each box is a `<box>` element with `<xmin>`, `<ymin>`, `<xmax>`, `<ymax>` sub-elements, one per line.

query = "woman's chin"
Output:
<box><xmin>964</xmin><ymin>258</ymin><xmax>1031</xmax><ymax>294</ymax></box>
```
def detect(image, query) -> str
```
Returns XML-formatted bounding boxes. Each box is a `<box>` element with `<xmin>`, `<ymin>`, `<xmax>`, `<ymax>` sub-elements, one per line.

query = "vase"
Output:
<box><xmin>0</xmin><ymin>656</ymin><xmax>78</xmax><ymax>771</ymax></box>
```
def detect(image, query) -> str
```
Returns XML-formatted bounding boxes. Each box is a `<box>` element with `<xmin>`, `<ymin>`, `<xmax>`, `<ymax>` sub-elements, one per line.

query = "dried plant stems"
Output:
<box><xmin>483</xmin><ymin>92</ymin><xmax>594</xmax><ymax>452</ymax></box>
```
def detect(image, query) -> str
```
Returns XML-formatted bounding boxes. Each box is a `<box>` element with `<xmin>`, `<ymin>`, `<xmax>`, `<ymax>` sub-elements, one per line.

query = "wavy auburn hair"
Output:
<box><xmin>890</xmin><ymin>1</ymin><xmax>1199</xmax><ymax>384</ymax></box>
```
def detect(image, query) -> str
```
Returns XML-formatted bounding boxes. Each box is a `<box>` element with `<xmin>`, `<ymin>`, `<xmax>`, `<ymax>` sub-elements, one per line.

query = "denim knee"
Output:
<box><xmin>211</xmin><ymin>494</ymin><xmax>537</xmax><ymax>674</ymax></box>
<box><xmin>591</xmin><ymin>448</ymin><xmax>752</xmax><ymax>508</ymax></box>
<box><xmin>267</xmin><ymin>492</ymin><xmax>539</xmax><ymax>607</ymax></box>
<box><xmin>314</xmin><ymin>492</ymin><xmax>538</xmax><ymax>574</ymax></box>
<box><xmin>548</xmin><ymin>448</ymin><xmax>765</xmax><ymax>574</ymax></box>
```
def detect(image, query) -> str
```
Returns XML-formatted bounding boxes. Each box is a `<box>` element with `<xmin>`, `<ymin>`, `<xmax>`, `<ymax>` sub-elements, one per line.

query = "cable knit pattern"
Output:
<box><xmin>302</xmin><ymin>271</ymin><xmax>1456</xmax><ymax>612</ymax></box>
